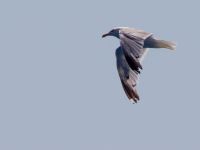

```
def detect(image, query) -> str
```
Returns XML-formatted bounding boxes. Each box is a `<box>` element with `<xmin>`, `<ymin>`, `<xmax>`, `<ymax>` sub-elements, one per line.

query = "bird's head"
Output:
<box><xmin>102</xmin><ymin>28</ymin><xmax>122</xmax><ymax>38</ymax></box>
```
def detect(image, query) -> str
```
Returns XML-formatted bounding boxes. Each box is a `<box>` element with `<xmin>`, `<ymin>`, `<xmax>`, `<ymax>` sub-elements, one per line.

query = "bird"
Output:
<box><xmin>102</xmin><ymin>27</ymin><xmax>176</xmax><ymax>103</ymax></box>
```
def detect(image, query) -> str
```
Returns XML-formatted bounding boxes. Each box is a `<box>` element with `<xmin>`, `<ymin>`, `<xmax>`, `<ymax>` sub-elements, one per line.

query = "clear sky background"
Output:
<box><xmin>0</xmin><ymin>0</ymin><xmax>199</xmax><ymax>150</ymax></box>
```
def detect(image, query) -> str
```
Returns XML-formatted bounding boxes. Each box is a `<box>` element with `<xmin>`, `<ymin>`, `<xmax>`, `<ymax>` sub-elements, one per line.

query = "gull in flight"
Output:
<box><xmin>102</xmin><ymin>27</ymin><xmax>176</xmax><ymax>103</ymax></box>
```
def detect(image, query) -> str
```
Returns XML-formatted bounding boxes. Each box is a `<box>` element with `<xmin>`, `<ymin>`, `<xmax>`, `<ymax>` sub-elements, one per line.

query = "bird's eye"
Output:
<box><xmin>110</xmin><ymin>29</ymin><xmax>114</xmax><ymax>33</ymax></box>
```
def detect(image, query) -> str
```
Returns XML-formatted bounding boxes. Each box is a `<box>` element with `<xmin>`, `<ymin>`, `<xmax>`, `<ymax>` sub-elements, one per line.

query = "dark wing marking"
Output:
<box><xmin>120</xmin><ymin>35</ymin><xmax>143</xmax><ymax>73</ymax></box>
<box><xmin>115</xmin><ymin>47</ymin><xmax>140</xmax><ymax>103</ymax></box>
<box><xmin>119</xmin><ymin>28</ymin><xmax>152</xmax><ymax>73</ymax></box>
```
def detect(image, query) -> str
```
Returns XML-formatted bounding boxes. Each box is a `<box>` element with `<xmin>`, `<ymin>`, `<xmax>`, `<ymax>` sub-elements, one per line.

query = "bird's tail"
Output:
<box><xmin>154</xmin><ymin>39</ymin><xmax>176</xmax><ymax>50</ymax></box>
<box><xmin>144</xmin><ymin>37</ymin><xmax>176</xmax><ymax>50</ymax></box>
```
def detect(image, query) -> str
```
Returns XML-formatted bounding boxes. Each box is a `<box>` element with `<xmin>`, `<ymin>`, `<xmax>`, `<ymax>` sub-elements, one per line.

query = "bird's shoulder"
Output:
<box><xmin>120</xmin><ymin>28</ymin><xmax>153</xmax><ymax>40</ymax></box>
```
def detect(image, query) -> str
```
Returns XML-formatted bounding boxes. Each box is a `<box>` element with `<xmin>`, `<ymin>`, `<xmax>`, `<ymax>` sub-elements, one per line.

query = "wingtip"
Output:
<box><xmin>130</xmin><ymin>97</ymin><xmax>140</xmax><ymax>104</ymax></box>
<box><xmin>129</xmin><ymin>94</ymin><xmax>140</xmax><ymax>103</ymax></box>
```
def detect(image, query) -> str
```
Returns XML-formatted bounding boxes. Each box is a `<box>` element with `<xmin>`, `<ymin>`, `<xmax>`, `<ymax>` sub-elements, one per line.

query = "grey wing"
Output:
<box><xmin>115</xmin><ymin>47</ymin><xmax>140</xmax><ymax>103</ymax></box>
<box><xmin>119</xmin><ymin>28</ymin><xmax>152</xmax><ymax>73</ymax></box>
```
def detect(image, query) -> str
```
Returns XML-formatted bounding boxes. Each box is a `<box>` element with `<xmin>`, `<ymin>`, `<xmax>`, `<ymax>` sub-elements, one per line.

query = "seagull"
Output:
<box><xmin>102</xmin><ymin>27</ymin><xmax>176</xmax><ymax>103</ymax></box>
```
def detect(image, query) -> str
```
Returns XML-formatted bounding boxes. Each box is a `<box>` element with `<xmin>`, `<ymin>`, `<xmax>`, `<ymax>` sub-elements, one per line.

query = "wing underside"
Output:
<box><xmin>119</xmin><ymin>28</ymin><xmax>152</xmax><ymax>73</ymax></box>
<box><xmin>115</xmin><ymin>47</ymin><xmax>140</xmax><ymax>102</ymax></box>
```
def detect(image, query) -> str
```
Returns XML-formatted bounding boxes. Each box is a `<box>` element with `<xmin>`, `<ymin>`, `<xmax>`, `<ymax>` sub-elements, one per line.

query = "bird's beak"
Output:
<box><xmin>102</xmin><ymin>33</ymin><xmax>110</xmax><ymax>38</ymax></box>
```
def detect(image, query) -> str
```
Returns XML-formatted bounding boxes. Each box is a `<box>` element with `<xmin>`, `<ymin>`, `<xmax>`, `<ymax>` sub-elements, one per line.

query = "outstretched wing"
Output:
<box><xmin>119</xmin><ymin>28</ymin><xmax>153</xmax><ymax>73</ymax></box>
<box><xmin>115</xmin><ymin>47</ymin><xmax>140</xmax><ymax>103</ymax></box>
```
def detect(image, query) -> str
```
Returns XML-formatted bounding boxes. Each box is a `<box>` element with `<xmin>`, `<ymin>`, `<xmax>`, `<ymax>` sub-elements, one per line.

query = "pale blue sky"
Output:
<box><xmin>0</xmin><ymin>0</ymin><xmax>199</xmax><ymax>150</ymax></box>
